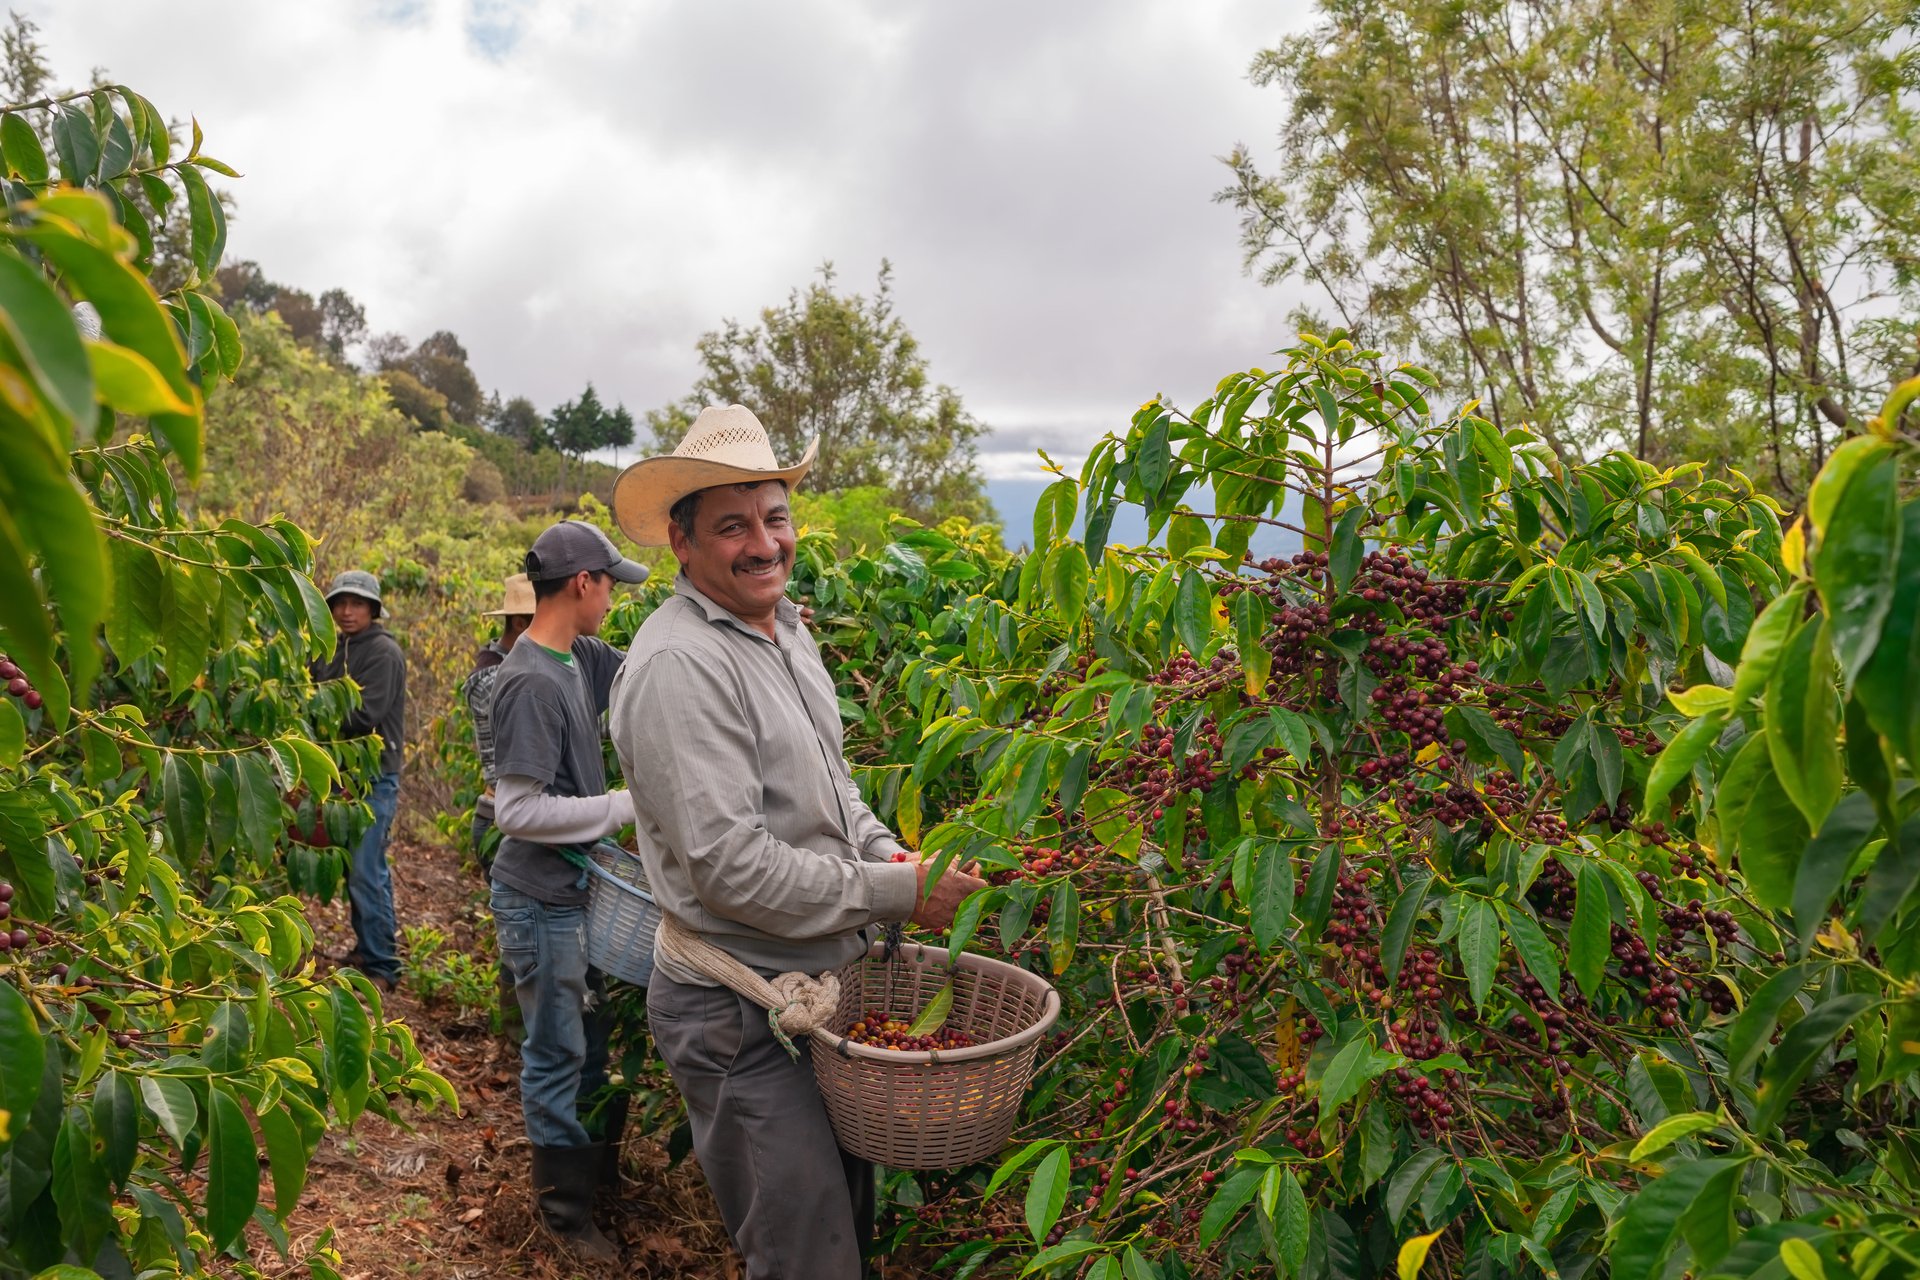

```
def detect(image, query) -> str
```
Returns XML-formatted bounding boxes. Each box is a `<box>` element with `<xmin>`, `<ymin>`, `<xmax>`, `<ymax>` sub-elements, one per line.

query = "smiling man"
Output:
<box><xmin>607</xmin><ymin>405</ymin><xmax>983</xmax><ymax>1280</ymax></box>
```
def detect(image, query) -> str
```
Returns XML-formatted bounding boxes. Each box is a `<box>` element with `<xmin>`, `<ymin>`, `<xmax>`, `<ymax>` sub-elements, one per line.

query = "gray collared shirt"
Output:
<box><xmin>609</xmin><ymin>573</ymin><xmax>918</xmax><ymax>985</ymax></box>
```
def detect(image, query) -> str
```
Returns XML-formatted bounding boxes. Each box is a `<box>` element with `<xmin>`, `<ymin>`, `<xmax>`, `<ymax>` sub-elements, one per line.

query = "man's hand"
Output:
<box><xmin>910</xmin><ymin>859</ymin><xmax>987</xmax><ymax>931</ymax></box>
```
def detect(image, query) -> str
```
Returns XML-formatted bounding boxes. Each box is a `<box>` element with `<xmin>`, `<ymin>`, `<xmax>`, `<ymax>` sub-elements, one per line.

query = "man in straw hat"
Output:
<box><xmin>607</xmin><ymin>405</ymin><xmax>985</xmax><ymax>1278</ymax></box>
<box><xmin>463</xmin><ymin>572</ymin><xmax>535</xmax><ymax>875</ymax></box>
<box><xmin>487</xmin><ymin>521</ymin><xmax>648</xmax><ymax>1261</ymax></box>
<box><xmin>462</xmin><ymin>572</ymin><xmax>535</xmax><ymax>1044</ymax></box>
<box><xmin>311</xmin><ymin>569</ymin><xmax>407</xmax><ymax>993</ymax></box>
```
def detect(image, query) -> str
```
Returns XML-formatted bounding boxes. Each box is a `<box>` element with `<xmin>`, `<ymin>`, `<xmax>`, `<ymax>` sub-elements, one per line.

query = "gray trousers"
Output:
<box><xmin>648</xmin><ymin>972</ymin><xmax>874</xmax><ymax>1279</ymax></box>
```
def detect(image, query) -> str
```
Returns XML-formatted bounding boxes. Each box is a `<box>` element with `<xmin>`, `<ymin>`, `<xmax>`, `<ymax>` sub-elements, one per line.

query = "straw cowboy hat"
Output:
<box><xmin>482</xmin><ymin>573</ymin><xmax>534</xmax><ymax>618</ymax></box>
<box><xmin>611</xmin><ymin>405</ymin><xmax>817</xmax><ymax>546</ymax></box>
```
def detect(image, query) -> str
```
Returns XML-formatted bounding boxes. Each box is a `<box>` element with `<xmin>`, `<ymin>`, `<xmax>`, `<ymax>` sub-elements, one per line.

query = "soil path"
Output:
<box><xmin>290</xmin><ymin>835</ymin><xmax>740</xmax><ymax>1279</ymax></box>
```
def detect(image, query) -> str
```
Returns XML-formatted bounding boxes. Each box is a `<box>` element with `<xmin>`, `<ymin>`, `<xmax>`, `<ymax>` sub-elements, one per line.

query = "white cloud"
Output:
<box><xmin>28</xmin><ymin>0</ymin><xmax>1315</xmax><ymax>478</ymax></box>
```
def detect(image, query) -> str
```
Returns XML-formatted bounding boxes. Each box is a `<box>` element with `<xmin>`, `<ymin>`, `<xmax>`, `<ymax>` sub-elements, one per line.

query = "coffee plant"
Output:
<box><xmin>0</xmin><ymin>85</ymin><xmax>449</xmax><ymax>1279</ymax></box>
<box><xmin>641</xmin><ymin>331</ymin><xmax>1920</xmax><ymax>1280</ymax></box>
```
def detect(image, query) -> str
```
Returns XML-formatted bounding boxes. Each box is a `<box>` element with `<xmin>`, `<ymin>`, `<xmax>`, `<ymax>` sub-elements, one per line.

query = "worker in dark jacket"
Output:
<box><xmin>311</xmin><ymin>569</ymin><xmax>407</xmax><ymax>991</ymax></box>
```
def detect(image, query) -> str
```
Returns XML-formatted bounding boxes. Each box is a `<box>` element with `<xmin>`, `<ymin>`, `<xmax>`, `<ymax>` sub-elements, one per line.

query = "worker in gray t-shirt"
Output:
<box><xmin>488</xmin><ymin>520</ymin><xmax>647</xmax><ymax>1264</ymax></box>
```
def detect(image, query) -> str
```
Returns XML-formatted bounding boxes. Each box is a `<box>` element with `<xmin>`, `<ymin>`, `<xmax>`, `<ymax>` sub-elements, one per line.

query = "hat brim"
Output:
<box><xmin>611</xmin><ymin>438</ymin><xmax>818</xmax><ymax>547</ymax></box>
<box><xmin>480</xmin><ymin>608</ymin><xmax>535</xmax><ymax>618</ymax></box>
<box><xmin>606</xmin><ymin>558</ymin><xmax>651</xmax><ymax>584</ymax></box>
<box><xmin>325</xmin><ymin>590</ymin><xmax>383</xmax><ymax>617</ymax></box>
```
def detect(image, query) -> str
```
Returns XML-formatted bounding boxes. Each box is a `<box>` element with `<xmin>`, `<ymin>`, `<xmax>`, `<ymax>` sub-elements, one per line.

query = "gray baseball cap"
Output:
<box><xmin>323</xmin><ymin>569</ymin><xmax>384</xmax><ymax>616</ymax></box>
<box><xmin>524</xmin><ymin>520</ymin><xmax>650</xmax><ymax>585</ymax></box>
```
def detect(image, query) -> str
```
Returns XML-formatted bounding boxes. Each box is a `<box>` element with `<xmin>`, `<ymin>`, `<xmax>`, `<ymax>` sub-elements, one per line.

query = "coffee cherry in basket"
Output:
<box><xmin>845</xmin><ymin>1009</ymin><xmax>976</xmax><ymax>1052</ymax></box>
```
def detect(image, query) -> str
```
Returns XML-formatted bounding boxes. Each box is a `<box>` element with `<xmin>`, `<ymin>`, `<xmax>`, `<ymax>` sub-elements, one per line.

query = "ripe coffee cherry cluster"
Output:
<box><xmin>1369</xmin><ymin>675</ymin><xmax>1457</xmax><ymax>751</ymax></box>
<box><xmin>1528</xmin><ymin>858</ymin><xmax>1578</xmax><ymax>921</ymax></box>
<box><xmin>0</xmin><ymin>657</ymin><xmax>42</xmax><ymax>711</ymax></box>
<box><xmin>1355</xmin><ymin>549</ymin><xmax>1469</xmax><ymax>623</ymax></box>
<box><xmin>0</xmin><ymin>881</ymin><xmax>29</xmax><ymax>952</ymax></box>
<box><xmin>845</xmin><ymin>1012</ymin><xmax>976</xmax><ymax>1052</ymax></box>
<box><xmin>1321</xmin><ymin>865</ymin><xmax>1379</xmax><ymax>959</ymax></box>
<box><xmin>1391</xmin><ymin>1064</ymin><xmax>1464</xmax><ymax>1137</ymax></box>
<box><xmin>1262</xmin><ymin>601</ymin><xmax>1335</xmax><ymax>674</ymax></box>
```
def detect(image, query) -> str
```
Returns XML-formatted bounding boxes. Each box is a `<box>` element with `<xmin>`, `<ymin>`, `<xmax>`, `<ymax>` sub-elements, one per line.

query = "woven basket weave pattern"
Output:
<box><xmin>814</xmin><ymin>942</ymin><xmax>1058</xmax><ymax>1169</ymax></box>
<box><xmin>584</xmin><ymin>844</ymin><xmax>659</xmax><ymax>987</ymax></box>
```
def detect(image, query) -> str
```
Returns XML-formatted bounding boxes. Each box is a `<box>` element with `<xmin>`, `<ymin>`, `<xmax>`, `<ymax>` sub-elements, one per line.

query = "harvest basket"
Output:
<box><xmin>584</xmin><ymin>842</ymin><xmax>659</xmax><ymax>987</ymax></box>
<box><xmin>814</xmin><ymin>940</ymin><xmax>1060</xmax><ymax>1169</ymax></box>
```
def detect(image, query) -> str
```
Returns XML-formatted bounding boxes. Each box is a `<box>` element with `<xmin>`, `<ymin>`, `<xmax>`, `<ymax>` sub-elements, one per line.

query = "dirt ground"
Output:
<box><xmin>291</xmin><ymin>834</ymin><xmax>746</xmax><ymax>1280</ymax></box>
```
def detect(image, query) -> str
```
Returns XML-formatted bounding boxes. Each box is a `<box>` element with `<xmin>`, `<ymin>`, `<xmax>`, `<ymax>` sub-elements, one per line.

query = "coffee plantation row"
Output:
<box><xmin>2</xmin><ymin>80</ymin><xmax>1918</xmax><ymax>1280</ymax></box>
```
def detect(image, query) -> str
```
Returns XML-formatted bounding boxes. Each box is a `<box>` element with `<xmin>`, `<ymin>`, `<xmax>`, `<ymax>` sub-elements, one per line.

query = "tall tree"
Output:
<box><xmin>215</xmin><ymin>260</ymin><xmax>367</xmax><ymax>369</ymax></box>
<box><xmin>1219</xmin><ymin>0</ymin><xmax>1920</xmax><ymax>498</ymax></box>
<box><xmin>646</xmin><ymin>263</ymin><xmax>993</xmax><ymax>525</ymax></box>
<box><xmin>485</xmin><ymin>393</ymin><xmax>545</xmax><ymax>449</ymax></box>
<box><xmin>547</xmin><ymin>383</ymin><xmax>634</xmax><ymax>493</ymax></box>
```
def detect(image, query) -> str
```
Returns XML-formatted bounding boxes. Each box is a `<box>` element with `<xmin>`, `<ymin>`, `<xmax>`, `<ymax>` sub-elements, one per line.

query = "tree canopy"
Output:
<box><xmin>646</xmin><ymin>262</ymin><xmax>995</xmax><ymax>526</ymax></box>
<box><xmin>1219</xmin><ymin>0</ymin><xmax>1920</xmax><ymax>497</ymax></box>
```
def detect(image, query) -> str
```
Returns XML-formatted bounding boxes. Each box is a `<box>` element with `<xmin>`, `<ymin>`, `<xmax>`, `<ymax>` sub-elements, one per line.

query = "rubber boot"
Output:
<box><xmin>529</xmin><ymin>1144</ymin><xmax>619</xmax><ymax>1263</ymax></box>
<box><xmin>595</xmin><ymin>1092</ymin><xmax>631</xmax><ymax>1192</ymax></box>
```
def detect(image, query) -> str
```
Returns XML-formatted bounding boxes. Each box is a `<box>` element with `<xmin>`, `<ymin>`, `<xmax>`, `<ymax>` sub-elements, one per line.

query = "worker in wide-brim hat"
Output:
<box><xmin>606</xmin><ymin>405</ymin><xmax>983</xmax><ymax>1280</ymax></box>
<box><xmin>311</xmin><ymin>569</ymin><xmax>408</xmax><ymax>992</ymax></box>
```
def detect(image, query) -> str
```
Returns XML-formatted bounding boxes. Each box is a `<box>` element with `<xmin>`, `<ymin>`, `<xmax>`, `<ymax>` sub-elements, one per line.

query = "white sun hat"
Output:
<box><xmin>611</xmin><ymin>404</ymin><xmax>817</xmax><ymax>546</ymax></box>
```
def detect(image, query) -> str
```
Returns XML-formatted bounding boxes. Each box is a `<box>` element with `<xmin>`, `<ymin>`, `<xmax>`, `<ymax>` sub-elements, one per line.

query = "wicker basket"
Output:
<box><xmin>813</xmin><ymin>940</ymin><xmax>1060</xmax><ymax>1169</ymax></box>
<box><xmin>584</xmin><ymin>842</ymin><xmax>659</xmax><ymax>987</ymax></box>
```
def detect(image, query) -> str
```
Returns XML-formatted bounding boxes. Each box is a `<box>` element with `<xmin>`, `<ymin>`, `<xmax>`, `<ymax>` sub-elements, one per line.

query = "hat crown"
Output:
<box><xmin>675</xmin><ymin>405</ymin><xmax>780</xmax><ymax>467</ymax></box>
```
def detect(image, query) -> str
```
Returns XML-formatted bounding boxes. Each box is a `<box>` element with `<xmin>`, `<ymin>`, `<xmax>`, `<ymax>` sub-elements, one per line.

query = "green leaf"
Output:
<box><xmin>0</xmin><ymin>112</ymin><xmax>47</xmax><ymax>183</ymax></box>
<box><xmin>1458</xmin><ymin>898</ymin><xmax>1499</xmax><ymax>1011</ymax></box>
<box><xmin>53</xmin><ymin>1105</ymin><xmax>112</xmax><ymax>1261</ymax></box>
<box><xmin>235</xmin><ymin>749</ymin><xmax>281</xmax><ymax>857</ymax></box>
<box><xmin>983</xmin><ymin>1139</ymin><xmax>1056</xmax><ymax>1201</ymax></box>
<box><xmin>90</xmin><ymin>1070</ymin><xmax>137</xmax><ymax>1190</ymax></box>
<box><xmin>0</xmin><ymin>245</ymin><xmax>95</xmax><ymax>427</ymax></box>
<box><xmin>0</xmin><ymin>977</ymin><xmax>44</xmax><ymax>1127</ymax></box>
<box><xmin>327</xmin><ymin>985</ymin><xmax>373</xmax><ymax>1123</ymax></box>
<box><xmin>1642</xmin><ymin>710</ymin><xmax>1727</xmax><ymax>817</ymax></box>
<box><xmin>1740</xmin><ymin>755</ymin><xmax>1814</xmax><ymax>911</ymax></box>
<box><xmin>1136</xmin><ymin>412</ymin><xmax>1171</xmax><ymax>500</ymax></box>
<box><xmin>17</xmin><ymin>217</ymin><xmax>201</xmax><ymax>475</ymax></box>
<box><xmin>1610</xmin><ymin>1158</ymin><xmax>1748</xmax><ymax>1280</ymax></box>
<box><xmin>906</xmin><ymin>983</ymin><xmax>953</xmax><ymax>1037</ymax></box>
<box><xmin>138</xmin><ymin>1074</ymin><xmax>198</xmax><ymax>1152</ymax></box>
<box><xmin>1274</xmin><ymin>1167</ymin><xmax>1309</xmax><ymax>1272</ymax></box>
<box><xmin>1387</xmin><ymin>1148</ymin><xmax>1449</xmax><ymax>1227</ymax></box>
<box><xmin>1380</xmin><ymin>872</ymin><xmax>1433</xmax><ymax>989</ymax></box>
<box><xmin>1330</xmin><ymin>505</ymin><xmax>1364</xmax><ymax>586</ymax></box>
<box><xmin>1629</xmin><ymin>1111</ymin><xmax>1722</xmax><ymax>1160</ymax></box>
<box><xmin>1446</xmin><ymin>705</ymin><xmax>1525</xmax><ymax>779</ymax></box>
<box><xmin>1197</xmin><ymin>1165</ymin><xmax>1263</xmax><ymax>1248</ymax></box>
<box><xmin>1046</xmin><ymin>542</ymin><xmax>1090</xmax><ymax>629</ymax></box>
<box><xmin>1020</xmin><ymin>1240</ymin><xmax>1108</xmax><ymax>1275</ymax></box>
<box><xmin>1812</xmin><ymin>446</ymin><xmax>1898</xmax><ymax>691</ymax></box>
<box><xmin>161</xmin><ymin>753</ymin><xmax>208</xmax><ymax>865</ymax></box>
<box><xmin>946</xmin><ymin>889</ymin><xmax>991</xmax><ymax>963</ymax></box>
<box><xmin>1173</xmin><ymin>569</ymin><xmax>1213</xmax><ymax>657</ymax></box>
<box><xmin>1568</xmin><ymin>861</ymin><xmax>1610</xmax><ymax>999</ymax></box>
<box><xmin>0</xmin><ymin>699</ymin><xmax>22</xmax><ymax>768</ymax></box>
<box><xmin>1857</xmin><ymin>503</ymin><xmax>1920</xmax><ymax>765</ymax></box>
<box><xmin>1730</xmin><ymin>584</ymin><xmax>1807</xmax><ymax>709</ymax></box>
<box><xmin>1725</xmin><ymin>963</ymin><xmax>1813</xmax><ymax>1083</ymax></box>
<box><xmin>1249</xmin><ymin>840</ymin><xmax>1295</xmax><ymax>953</ymax></box>
<box><xmin>1024</xmin><ymin>1144</ymin><xmax>1070</xmax><ymax>1243</ymax></box>
<box><xmin>258</xmin><ymin>1102</ymin><xmax>314</xmax><ymax>1220</ymax></box>
<box><xmin>1667</xmin><ymin>684</ymin><xmax>1733</xmax><ymax>717</ymax></box>
<box><xmin>51</xmin><ymin>105</ymin><xmax>99</xmax><ymax>183</ymax></box>
<box><xmin>1765</xmin><ymin>618</ymin><xmax>1841</xmax><ymax>830</ymax></box>
<box><xmin>1789</xmin><ymin>791</ymin><xmax>1879</xmax><ymax>952</ymax></box>
<box><xmin>199</xmin><ymin>1001</ymin><xmax>250</xmax><ymax>1074</ymax></box>
<box><xmin>1047</xmin><ymin>879</ymin><xmax>1079</xmax><ymax>975</ymax></box>
<box><xmin>1318</xmin><ymin>1036</ymin><xmax>1395</xmax><ymax>1116</ymax></box>
<box><xmin>176</xmin><ymin>161</ymin><xmax>227</xmax><ymax>277</ymax></box>
<box><xmin>87</xmin><ymin>337</ymin><xmax>193</xmax><ymax>416</ymax></box>
<box><xmin>1498</xmin><ymin>905</ymin><xmax>1560</xmax><ymax>997</ymax></box>
<box><xmin>204</xmin><ymin>1085</ymin><xmax>259</xmax><ymax>1251</ymax></box>
<box><xmin>1753</xmin><ymin>994</ymin><xmax>1879</xmax><ymax>1135</ymax></box>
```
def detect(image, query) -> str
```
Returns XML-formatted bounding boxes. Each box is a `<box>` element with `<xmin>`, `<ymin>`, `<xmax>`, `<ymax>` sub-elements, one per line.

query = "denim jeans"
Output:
<box><xmin>346</xmin><ymin>771</ymin><xmax>401</xmax><ymax>981</ymax></box>
<box><xmin>490</xmin><ymin>881</ymin><xmax>612</xmax><ymax>1148</ymax></box>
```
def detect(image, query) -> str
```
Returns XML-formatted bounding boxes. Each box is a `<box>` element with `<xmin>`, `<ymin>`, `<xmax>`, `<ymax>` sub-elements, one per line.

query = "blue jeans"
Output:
<box><xmin>490</xmin><ymin>881</ymin><xmax>612</xmax><ymax>1148</ymax></box>
<box><xmin>347</xmin><ymin>771</ymin><xmax>401</xmax><ymax>981</ymax></box>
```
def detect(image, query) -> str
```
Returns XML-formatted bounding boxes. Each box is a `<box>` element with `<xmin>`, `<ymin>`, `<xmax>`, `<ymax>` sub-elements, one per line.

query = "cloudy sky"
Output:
<box><xmin>29</xmin><ymin>1</ymin><xmax>1315</xmax><ymax>479</ymax></box>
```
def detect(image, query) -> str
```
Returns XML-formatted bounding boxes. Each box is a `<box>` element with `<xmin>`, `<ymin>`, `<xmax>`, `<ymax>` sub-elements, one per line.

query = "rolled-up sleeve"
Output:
<box><xmin>626</xmin><ymin>649</ymin><xmax>917</xmax><ymax>936</ymax></box>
